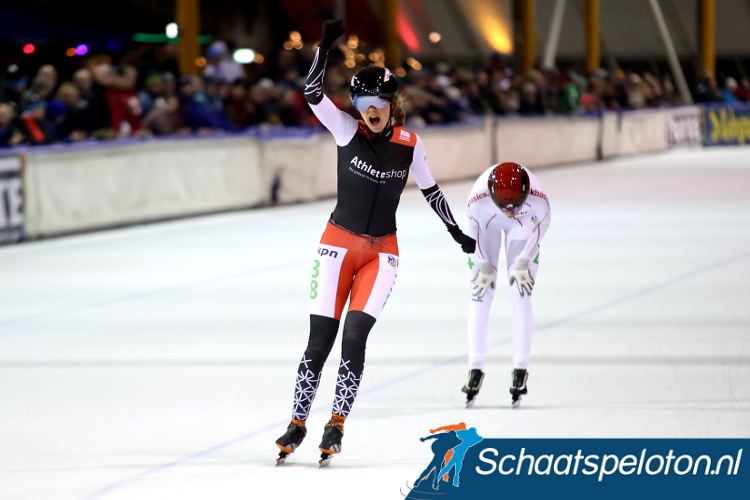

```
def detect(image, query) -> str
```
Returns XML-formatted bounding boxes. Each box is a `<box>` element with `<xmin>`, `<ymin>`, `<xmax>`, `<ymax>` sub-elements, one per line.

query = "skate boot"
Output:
<box><xmin>275</xmin><ymin>419</ymin><xmax>307</xmax><ymax>465</ymax></box>
<box><xmin>318</xmin><ymin>413</ymin><xmax>345</xmax><ymax>467</ymax></box>
<box><xmin>509</xmin><ymin>368</ymin><xmax>528</xmax><ymax>408</ymax></box>
<box><xmin>461</xmin><ymin>369</ymin><xmax>485</xmax><ymax>408</ymax></box>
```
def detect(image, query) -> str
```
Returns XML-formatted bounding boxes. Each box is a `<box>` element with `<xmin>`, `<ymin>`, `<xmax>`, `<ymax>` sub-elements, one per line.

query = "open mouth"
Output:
<box><xmin>368</xmin><ymin>116</ymin><xmax>381</xmax><ymax>127</ymax></box>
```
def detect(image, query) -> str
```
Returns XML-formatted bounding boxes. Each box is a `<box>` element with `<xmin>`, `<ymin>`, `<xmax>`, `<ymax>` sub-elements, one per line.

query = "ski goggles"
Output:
<box><xmin>352</xmin><ymin>94</ymin><xmax>391</xmax><ymax>112</ymax></box>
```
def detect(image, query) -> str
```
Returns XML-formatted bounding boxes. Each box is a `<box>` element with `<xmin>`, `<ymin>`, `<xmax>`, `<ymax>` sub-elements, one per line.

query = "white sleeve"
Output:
<box><xmin>517</xmin><ymin>195</ymin><xmax>551</xmax><ymax>261</ymax></box>
<box><xmin>309</xmin><ymin>95</ymin><xmax>358</xmax><ymax>147</ymax></box>
<box><xmin>409</xmin><ymin>135</ymin><xmax>437</xmax><ymax>190</ymax></box>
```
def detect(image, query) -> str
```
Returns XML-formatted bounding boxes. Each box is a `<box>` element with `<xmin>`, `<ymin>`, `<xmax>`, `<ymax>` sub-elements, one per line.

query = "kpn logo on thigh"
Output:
<box><xmin>402</xmin><ymin>424</ymin><xmax>748</xmax><ymax>499</ymax></box>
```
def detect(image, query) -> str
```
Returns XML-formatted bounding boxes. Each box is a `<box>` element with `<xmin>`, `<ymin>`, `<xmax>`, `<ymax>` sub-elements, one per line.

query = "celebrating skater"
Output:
<box><xmin>275</xmin><ymin>20</ymin><xmax>475</xmax><ymax>467</ymax></box>
<box><xmin>461</xmin><ymin>162</ymin><xmax>551</xmax><ymax>408</ymax></box>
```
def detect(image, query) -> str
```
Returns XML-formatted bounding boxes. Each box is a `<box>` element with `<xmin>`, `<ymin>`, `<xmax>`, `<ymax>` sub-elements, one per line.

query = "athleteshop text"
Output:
<box><xmin>350</xmin><ymin>156</ymin><xmax>407</xmax><ymax>181</ymax></box>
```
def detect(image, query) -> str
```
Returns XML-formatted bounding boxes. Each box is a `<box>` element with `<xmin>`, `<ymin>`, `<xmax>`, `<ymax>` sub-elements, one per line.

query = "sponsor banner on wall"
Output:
<box><xmin>0</xmin><ymin>155</ymin><xmax>25</xmax><ymax>245</ymax></box>
<box><xmin>667</xmin><ymin>106</ymin><xmax>702</xmax><ymax>148</ymax></box>
<box><xmin>402</xmin><ymin>423</ymin><xmax>747</xmax><ymax>500</ymax></box>
<box><xmin>702</xmin><ymin>104</ymin><xmax>750</xmax><ymax>146</ymax></box>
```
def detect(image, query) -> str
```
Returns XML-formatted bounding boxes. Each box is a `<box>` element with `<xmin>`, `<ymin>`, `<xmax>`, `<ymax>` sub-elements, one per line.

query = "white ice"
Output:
<box><xmin>1</xmin><ymin>147</ymin><xmax>749</xmax><ymax>500</ymax></box>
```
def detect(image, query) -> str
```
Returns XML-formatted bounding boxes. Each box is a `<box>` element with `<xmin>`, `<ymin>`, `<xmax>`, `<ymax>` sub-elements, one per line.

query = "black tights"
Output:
<box><xmin>290</xmin><ymin>311</ymin><xmax>376</xmax><ymax>420</ymax></box>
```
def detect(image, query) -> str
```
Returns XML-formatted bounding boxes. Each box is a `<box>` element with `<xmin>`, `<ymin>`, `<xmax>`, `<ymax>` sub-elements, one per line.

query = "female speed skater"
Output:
<box><xmin>275</xmin><ymin>20</ymin><xmax>475</xmax><ymax>467</ymax></box>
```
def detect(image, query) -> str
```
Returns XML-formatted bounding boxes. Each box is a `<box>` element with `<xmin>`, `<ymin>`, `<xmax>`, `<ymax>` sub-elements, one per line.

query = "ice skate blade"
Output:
<box><xmin>466</xmin><ymin>398</ymin><xmax>476</xmax><ymax>408</ymax></box>
<box><xmin>276</xmin><ymin>452</ymin><xmax>289</xmax><ymax>466</ymax></box>
<box><xmin>319</xmin><ymin>454</ymin><xmax>333</xmax><ymax>468</ymax></box>
<box><xmin>512</xmin><ymin>398</ymin><xmax>522</xmax><ymax>409</ymax></box>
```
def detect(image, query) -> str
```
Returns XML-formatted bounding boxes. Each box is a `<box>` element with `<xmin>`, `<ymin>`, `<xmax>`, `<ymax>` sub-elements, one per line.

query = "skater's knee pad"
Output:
<box><xmin>305</xmin><ymin>315</ymin><xmax>340</xmax><ymax>361</ymax></box>
<box><xmin>340</xmin><ymin>311</ymin><xmax>376</xmax><ymax>365</ymax></box>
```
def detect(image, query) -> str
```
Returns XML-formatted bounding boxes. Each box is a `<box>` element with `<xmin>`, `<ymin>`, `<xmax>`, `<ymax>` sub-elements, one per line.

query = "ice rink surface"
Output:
<box><xmin>1</xmin><ymin>146</ymin><xmax>749</xmax><ymax>499</ymax></box>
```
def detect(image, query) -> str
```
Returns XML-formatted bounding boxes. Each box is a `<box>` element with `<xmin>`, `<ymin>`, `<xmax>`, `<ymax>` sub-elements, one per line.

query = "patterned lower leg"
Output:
<box><xmin>292</xmin><ymin>356</ymin><xmax>324</xmax><ymax>421</ymax></box>
<box><xmin>330</xmin><ymin>311</ymin><xmax>375</xmax><ymax>418</ymax></box>
<box><xmin>332</xmin><ymin>358</ymin><xmax>364</xmax><ymax>417</ymax></box>
<box><xmin>290</xmin><ymin>315</ymin><xmax>339</xmax><ymax>421</ymax></box>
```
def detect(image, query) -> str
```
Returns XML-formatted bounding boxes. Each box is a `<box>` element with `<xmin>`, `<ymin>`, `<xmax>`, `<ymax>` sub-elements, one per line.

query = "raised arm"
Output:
<box><xmin>304</xmin><ymin>20</ymin><xmax>358</xmax><ymax>146</ymax></box>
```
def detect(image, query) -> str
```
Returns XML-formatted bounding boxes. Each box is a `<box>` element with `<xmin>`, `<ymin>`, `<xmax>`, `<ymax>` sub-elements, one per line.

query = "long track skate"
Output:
<box><xmin>275</xmin><ymin>420</ymin><xmax>307</xmax><ymax>465</ymax></box>
<box><xmin>510</xmin><ymin>368</ymin><xmax>528</xmax><ymax>408</ymax></box>
<box><xmin>462</xmin><ymin>369</ymin><xmax>485</xmax><ymax>408</ymax></box>
<box><xmin>318</xmin><ymin>415</ymin><xmax>344</xmax><ymax>467</ymax></box>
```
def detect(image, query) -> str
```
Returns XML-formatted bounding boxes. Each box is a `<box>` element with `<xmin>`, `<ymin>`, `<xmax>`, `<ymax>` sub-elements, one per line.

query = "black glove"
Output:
<box><xmin>320</xmin><ymin>20</ymin><xmax>346</xmax><ymax>49</ymax></box>
<box><xmin>447</xmin><ymin>225</ymin><xmax>476</xmax><ymax>254</ymax></box>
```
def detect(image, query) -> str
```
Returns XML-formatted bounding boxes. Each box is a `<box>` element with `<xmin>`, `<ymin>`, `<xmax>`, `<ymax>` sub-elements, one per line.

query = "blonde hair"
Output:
<box><xmin>390</xmin><ymin>93</ymin><xmax>405</xmax><ymax>127</ymax></box>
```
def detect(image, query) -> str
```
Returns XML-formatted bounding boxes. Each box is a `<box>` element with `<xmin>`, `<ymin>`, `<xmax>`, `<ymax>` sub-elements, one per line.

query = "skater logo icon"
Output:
<box><xmin>404</xmin><ymin>423</ymin><xmax>483</xmax><ymax>498</ymax></box>
<box><xmin>387</xmin><ymin>255</ymin><xmax>398</xmax><ymax>268</ymax></box>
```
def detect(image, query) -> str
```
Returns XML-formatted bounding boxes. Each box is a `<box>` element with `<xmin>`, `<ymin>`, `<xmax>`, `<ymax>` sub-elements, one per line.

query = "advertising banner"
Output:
<box><xmin>0</xmin><ymin>155</ymin><xmax>24</xmax><ymax>245</ymax></box>
<box><xmin>403</xmin><ymin>423</ymin><xmax>747</xmax><ymax>499</ymax></box>
<box><xmin>667</xmin><ymin>106</ymin><xmax>702</xmax><ymax>148</ymax></box>
<box><xmin>702</xmin><ymin>104</ymin><xmax>750</xmax><ymax>146</ymax></box>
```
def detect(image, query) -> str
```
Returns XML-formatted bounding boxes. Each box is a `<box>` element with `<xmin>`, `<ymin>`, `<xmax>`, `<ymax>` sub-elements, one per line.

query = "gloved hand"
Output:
<box><xmin>509</xmin><ymin>258</ymin><xmax>535</xmax><ymax>296</ymax></box>
<box><xmin>320</xmin><ymin>20</ymin><xmax>346</xmax><ymax>49</ymax></box>
<box><xmin>448</xmin><ymin>225</ymin><xmax>476</xmax><ymax>254</ymax></box>
<box><xmin>471</xmin><ymin>262</ymin><xmax>495</xmax><ymax>298</ymax></box>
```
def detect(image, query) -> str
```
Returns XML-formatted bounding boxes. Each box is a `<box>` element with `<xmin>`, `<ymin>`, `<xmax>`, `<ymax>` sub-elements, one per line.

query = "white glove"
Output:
<box><xmin>509</xmin><ymin>258</ymin><xmax>535</xmax><ymax>296</ymax></box>
<box><xmin>471</xmin><ymin>262</ymin><xmax>495</xmax><ymax>298</ymax></box>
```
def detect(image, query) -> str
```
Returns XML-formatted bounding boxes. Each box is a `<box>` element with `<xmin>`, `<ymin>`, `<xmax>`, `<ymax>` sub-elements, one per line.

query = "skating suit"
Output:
<box><xmin>465</xmin><ymin>166</ymin><xmax>551</xmax><ymax>370</ymax></box>
<box><xmin>305</xmin><ymin>95</ymin><xmax>448</xmax><ymax>322</ymax></box>
<box><xmin>289</xmin><ymin>46</ymin><xmax>460</xmax><ymax>422</ymax></box>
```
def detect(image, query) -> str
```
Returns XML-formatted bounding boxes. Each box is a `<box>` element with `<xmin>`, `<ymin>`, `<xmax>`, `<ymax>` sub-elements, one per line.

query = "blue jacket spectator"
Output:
<box><xmin>177</xmin><ymin>75</ymin><xmax>233</xmax><ymax>133</ymax></box>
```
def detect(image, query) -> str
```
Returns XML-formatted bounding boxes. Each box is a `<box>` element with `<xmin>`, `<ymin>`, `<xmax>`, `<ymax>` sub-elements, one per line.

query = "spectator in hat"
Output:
<box><xmin>138</xmin><ymin>72</ymin><xmax>167</xmax><ymax>118</ymax></box>
<box><xmin>203</xmin><ymin>40</ymin><xmax>246</xmax><ymax>85</ymax></box>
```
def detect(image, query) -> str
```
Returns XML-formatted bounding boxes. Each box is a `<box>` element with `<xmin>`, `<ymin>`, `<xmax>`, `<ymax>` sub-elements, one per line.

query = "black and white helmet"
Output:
<box><xmin>349</xmin><ymin>66</ymin><xmax>398</xmax><ymax>111</ymax></box>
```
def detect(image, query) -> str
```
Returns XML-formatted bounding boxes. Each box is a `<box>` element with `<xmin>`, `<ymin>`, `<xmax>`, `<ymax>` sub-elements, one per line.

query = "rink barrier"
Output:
<box><xmin>494</xmin><ymin>115</ymin><xmax>601</xmax><ymax>167</ymax></box>
<box><xmin>0</xmin><ymin>105</ymin><xmax>730</xmax><ymax>241</ymax></box>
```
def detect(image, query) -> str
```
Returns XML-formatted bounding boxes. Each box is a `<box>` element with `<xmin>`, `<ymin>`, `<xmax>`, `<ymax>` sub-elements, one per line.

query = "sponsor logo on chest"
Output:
<box><xmin>531</xmin><ymin>188</ymin><xmax>549</xmax><ymax>205</ymax></box>
<box><xmin>468</xmin><ymin>192</ymin><xmax>490</xmax><ymax>206</ymax></box>
<box><xmin>349</xmin><ymin>155</ymin><xmax>408</xmax><ymax>183</ymax></box>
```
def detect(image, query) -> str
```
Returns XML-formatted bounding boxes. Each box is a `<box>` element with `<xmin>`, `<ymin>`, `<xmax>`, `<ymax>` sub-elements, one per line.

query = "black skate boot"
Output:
<box><xmin>509</xmin><ymin>368</ymin><xmax>528</xmax><ymax>408</ymax></box>
<box><xmin>461</xmin><ymin>369</ymin><xmax>485</xmax><ymax>408</ymax></box>
<box><xmin>275</xmin><ymin>419</ymin><xmax>307</xmax><ymax>465</ymax></box>
<box><xmin>318</xmin><ymin>414</ymin><xmax>345</xmax><ymax>468</ymax></box>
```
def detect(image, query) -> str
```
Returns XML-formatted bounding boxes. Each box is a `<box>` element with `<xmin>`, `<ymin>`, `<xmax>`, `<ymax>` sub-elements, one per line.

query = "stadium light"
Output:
<box><xmin>233</xmin><ymin>48</ymin><xmax>256</xmax><ymax>64</ymax></box>
<box><xmin>166</xmin><ymin>23</ymin><xmax>179</xmax><ymax>39</ymax></box>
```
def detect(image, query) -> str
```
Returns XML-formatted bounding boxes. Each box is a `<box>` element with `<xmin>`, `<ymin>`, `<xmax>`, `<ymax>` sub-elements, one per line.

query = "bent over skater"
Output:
<box><xmin>461</xmin><ymin>162</ymin><xmax>551</xmax><ymax>408</ymax></box>
<box><xmin>275</xmin><ymin>20</ymin><xmax>475</xmax><ymax>467</ymax></box>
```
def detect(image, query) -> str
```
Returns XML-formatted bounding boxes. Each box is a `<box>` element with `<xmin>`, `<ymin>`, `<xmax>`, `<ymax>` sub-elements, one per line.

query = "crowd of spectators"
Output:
<box><xmin>1</xmin><ymin>38</ymin><xmax>749</xmax><ymax>148</ymax></box>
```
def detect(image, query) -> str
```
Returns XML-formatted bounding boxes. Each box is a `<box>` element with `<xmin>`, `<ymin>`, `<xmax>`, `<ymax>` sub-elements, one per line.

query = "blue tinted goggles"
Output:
<box><xmin>352</xmin><ymin>94</ymin><xmax>391</xmax><ymax>112</ymax></box>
